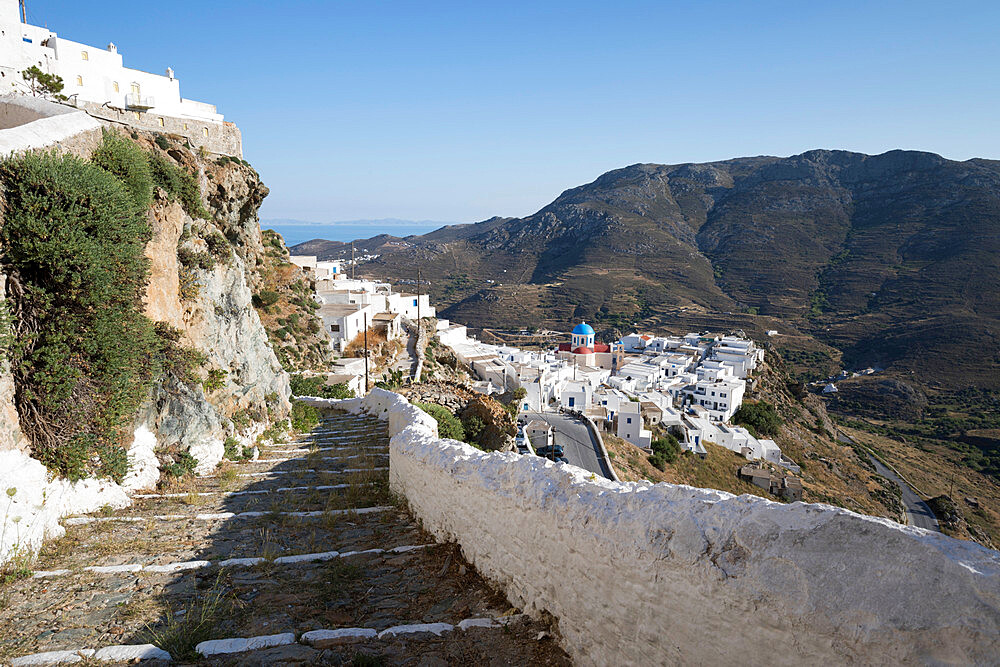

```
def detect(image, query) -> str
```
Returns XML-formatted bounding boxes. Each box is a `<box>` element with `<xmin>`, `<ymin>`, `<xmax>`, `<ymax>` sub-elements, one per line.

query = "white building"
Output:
<box><xmin>0</xmin><ymin>1</ymin><xmax>222</xmax><ymax>123</ymax></box>
<box><xmin>319</xmin><ymin>303</ymin><xmax>375</xmax><ymax>353</ymax></box>
<box><xmin>524</xmin><ymin>420</ymin><xmax>553</xmax><ymax>451</ymax></box>
<box><xmin>616</xmin><ymin>400</ymin><xmax>652</xmax><ymax>449</ymax></box>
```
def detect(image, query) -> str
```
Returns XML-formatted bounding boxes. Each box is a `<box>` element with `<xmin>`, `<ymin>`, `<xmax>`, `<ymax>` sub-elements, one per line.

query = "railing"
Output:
<box><xmin>125</xmin><ymin>93</ymin><xmax>155</xmax><ymax>110</ymax></box>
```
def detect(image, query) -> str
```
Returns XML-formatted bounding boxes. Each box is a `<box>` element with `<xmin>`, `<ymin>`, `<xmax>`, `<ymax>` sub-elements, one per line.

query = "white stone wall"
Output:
<box><xmin>318</xmin><ymin>389</ymin><xmax>1000</xmax><ymax>665</ymax></box>
<box><xmin>0</xmin><ymin>94</ymin><xmax>101</xmax><ymax>156</ymax></box>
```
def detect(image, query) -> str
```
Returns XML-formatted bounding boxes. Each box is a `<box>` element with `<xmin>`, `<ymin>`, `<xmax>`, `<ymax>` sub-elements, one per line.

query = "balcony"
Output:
<box><xmin>125</xmin><ymin>93</ymin><xmax>155</xmax><ymax>110</ymax></box>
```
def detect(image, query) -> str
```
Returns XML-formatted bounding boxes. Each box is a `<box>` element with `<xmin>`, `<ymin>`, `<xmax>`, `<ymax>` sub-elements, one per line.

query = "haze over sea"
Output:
<box><xmin>261</xmin><ymin>220</ymin><xmax>453</xmax><ymax>247</ymax></box>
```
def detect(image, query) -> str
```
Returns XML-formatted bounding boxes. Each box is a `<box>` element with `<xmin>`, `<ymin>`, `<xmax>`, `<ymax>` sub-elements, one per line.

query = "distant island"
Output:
<box><xmin>261</xmin><ymin>218</ymin><xmax>458</xmax><ymax>245</ymax></box>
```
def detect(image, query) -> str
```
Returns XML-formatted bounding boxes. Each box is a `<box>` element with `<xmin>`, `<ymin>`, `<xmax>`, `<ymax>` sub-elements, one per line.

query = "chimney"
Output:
<box><xmin>165</xmin><ymin>67</ymin><xmax>174</xmax><ymax>80</ymax></box>
<box><xmin>107</xmin><ymin>42</ymin><xmax>117</xmax><ymax>52</ymax></box>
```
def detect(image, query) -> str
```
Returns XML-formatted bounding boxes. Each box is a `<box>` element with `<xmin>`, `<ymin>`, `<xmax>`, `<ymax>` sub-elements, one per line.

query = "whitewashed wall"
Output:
<box><xmin>316</xmin><ymin>389</ymin><xmax>1000</xmax><ymax>666</ymax></box>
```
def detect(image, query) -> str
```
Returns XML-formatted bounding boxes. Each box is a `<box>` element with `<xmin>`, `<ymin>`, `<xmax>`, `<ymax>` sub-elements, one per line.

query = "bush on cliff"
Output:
<box><xmin>0</xmin><ymin>150</ymin><xmax>161</xmax><ymax>482</ymax></box>
<box><xmin>648</xmin><ymin>434</ymin><xmax>682</xmax><ymax>471</ymax></box>
<box><xmin>148</xmin><ymin>151</ymin><xmax>209</xmax><ymax>220</ymax></box>
<box><xmin>414</xmin><ymin>402</ymin><xmax>465</xmax><ymax>441</ymax></box>
<box><xmin>733</xmin><ymin>401</ymin><xmax>782</xmax><ymax>437</ymax></box>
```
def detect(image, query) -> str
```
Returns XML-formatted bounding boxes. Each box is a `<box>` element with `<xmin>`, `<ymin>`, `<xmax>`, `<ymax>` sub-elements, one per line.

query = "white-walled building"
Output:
<box><xmin>616</xmin><ymin>400</ymin><xmax>652</xmax><ymax>449</ymax></box>
<box><xmin>0</xmin><ymin>1</ymin><xmax>222</xmax><ymax>123</ymax></box>
<box><xmin>319</xmin><ymin>303</ymin><xmax>375</xmax><ymax>353</ymax></box>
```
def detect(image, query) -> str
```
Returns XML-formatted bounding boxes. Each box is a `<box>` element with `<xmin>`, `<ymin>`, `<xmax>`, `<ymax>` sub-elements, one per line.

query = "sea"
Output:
<box><xmin>261</xmin><ymin>222</ymin><xmax>447</xmax><ymax>247</ymax></box>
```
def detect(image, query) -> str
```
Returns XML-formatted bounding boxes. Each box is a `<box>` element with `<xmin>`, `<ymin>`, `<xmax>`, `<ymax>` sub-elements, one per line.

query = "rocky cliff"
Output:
<box><xmin>0</xmin><ymin>119</ymin><xmax>290</xmax><ymax>565</ymax></box>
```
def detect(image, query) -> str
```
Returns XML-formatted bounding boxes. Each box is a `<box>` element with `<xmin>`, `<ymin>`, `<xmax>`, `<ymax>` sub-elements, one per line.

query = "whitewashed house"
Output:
<box><xmin>616</xmin><ymin>400</ymin><xmax>652</xmax><ymax>448</ymax></box>
<box><xmin>320</xmin><ymin>303</ymin><xmax>375</xmax><ymax>353</ymax></box>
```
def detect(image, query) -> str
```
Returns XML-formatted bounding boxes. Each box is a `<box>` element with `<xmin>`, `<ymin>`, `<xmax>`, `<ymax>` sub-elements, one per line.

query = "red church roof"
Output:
<box><xmin>593</xmin><ymin>343</ymin><xmax>611</xmax><ymax>353</ymax></box>
<box><xmin>573</xmin><ymin>346</ymin><xmax>594</xmax><ymax>355</ymax></box>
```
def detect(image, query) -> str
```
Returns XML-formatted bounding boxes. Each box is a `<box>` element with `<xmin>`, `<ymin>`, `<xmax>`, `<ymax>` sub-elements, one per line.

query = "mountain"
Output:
<box><xmin>292</xmin><ymin>149</ymin><xmax>1000</xmax><ymax>393</ymax></box>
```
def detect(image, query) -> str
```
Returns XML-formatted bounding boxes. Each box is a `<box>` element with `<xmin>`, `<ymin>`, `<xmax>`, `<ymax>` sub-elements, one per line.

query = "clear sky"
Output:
<box><xmin>39</xmin><ymin>0</ymin><xmax>1000</xmax><ymax>223</ymax></box>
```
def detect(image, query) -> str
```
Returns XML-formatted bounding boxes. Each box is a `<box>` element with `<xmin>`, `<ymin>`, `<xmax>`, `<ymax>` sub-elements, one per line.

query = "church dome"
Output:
<box><xmin>573</xmin><ymin>346</ymin><xmax>594</xmax><ymax>355</ymax></box>
<box><xmin>572</xmin><ymin>322</ymin><xmax>595</xmax><ymax>336</ymax></box>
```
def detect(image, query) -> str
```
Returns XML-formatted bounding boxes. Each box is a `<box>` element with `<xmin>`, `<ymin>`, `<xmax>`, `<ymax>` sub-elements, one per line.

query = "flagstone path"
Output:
<box><xmin>0</xmin><ymin>411</ymin><xmax>570</xmax><ymax>665</ymax></box>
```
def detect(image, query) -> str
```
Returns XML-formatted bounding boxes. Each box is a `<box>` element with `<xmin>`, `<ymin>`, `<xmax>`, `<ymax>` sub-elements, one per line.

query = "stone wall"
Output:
<box><xmin>75</xmin><ymin>100</ymin><xmax>242</xmax><ymax>157</ymax></box>
<box><xmin>307</xmin><ymin>389</ymin><xmax>1000</xmax><ymax>665</ymax></box>
<box><xmin>0</xmin><ymin>94</ymin><xmax>102</xmax><ymax>157</ymax></box>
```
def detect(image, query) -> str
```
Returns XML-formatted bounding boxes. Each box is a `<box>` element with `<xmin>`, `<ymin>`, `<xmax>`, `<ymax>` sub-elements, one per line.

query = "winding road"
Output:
<box><xmin>837</xmin><ymin>431</ymin><xmax>939</xmax><ymax>532</ymax></box>
<box><xmin>519</xmin><ymin>409</ymin><xmax>615</xmax><ymax>480</ymax></box>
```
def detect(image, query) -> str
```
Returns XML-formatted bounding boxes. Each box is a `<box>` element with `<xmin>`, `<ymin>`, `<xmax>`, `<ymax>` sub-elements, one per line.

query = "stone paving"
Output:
<box><xmin>0</xmin><ymin>411</ymin><xmax>570</xmax><ymax>665</ymax></box>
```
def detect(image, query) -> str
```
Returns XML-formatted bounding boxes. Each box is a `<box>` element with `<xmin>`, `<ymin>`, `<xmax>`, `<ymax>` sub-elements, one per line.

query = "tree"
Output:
<box><xmin>21</xmin><ymin>66</ymin><xmax>66</xmax><ymax>100</ymax></box>
<box><xmin>648</xmin><ymin>434</ymin><xmax>682</xmax><ymax>470</ymax></box>
<box><xmin>733</xmin><ymin>401</ymin><xmax>782</xmax><ymax>437</ymax></box>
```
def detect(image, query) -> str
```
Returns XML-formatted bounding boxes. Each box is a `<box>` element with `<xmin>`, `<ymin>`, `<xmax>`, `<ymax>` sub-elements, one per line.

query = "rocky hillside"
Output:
<box><xmin>251</xmin><ymin>229</ymin><xmax>333</xmax><ymax>373</ymax></box>
<box><xmin>295</xmin><ymin>150</ymin><xmax>1000</xmax><ymax>389</ymax></box>
<box><xmin>293</xmin><ymin>149</ymin><xmax>1000</xmax><ymax>481</ymax></box>
<box><xmin>0</xmin><ymin>127</ymin><xmax>290</xmax><ymax>564</ymax></box>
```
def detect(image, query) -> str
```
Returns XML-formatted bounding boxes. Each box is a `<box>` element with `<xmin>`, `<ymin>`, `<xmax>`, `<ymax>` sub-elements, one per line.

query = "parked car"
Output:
<box><xmin>535</xmin><ymin>445</ymin><xmax>564</xmax><ymax>459</ymax></box>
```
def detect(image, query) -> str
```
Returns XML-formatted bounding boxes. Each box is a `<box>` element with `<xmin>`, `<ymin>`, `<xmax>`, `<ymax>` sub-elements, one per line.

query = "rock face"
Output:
<box><xmin>0</xmin><ymin>273</ymin><xmax>27</xmax><ymax>455</ymax></box>
<box><xmin>351</xmin><ymin>389</ymin><xmax>1000</xmax><ymax>666</ymax></box>
<box><xmin>136</xmin><ymin>151</ymin><xmax>290</xmax><ymax>473</ymax></box>
<box><xmin>0</xmin><ymin>127</ymin><xmax>290</xmax><ymax>563</ymax></box>
<box><xmin>398</xmin><ymin>381</ymin><xmax>516</xmax><ymax>452</ymax></box>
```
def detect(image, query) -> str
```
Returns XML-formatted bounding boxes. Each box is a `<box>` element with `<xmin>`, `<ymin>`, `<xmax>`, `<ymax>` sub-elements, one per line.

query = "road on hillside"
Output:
<box><xmin>518</xmin><ymin>410</ymin><xmax>615</xmax><ymax>480</ymax></box>
<box><xmin>837</xmin><ymin>432</ymin><xmax>939</xmax><ymax>532</ymax></box>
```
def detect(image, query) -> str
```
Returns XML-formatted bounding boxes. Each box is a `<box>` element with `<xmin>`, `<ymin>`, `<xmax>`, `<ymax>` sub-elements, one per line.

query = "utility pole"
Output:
<box><xmin>19</xmin><ymin>0</ymin><xmax>26</xmax><ymax>23</ymax></box>
<box><xmin>351</xmin><ymin>243</ymin><xmax>356</xmax><ymax>280</ymax></box>
<box><xmin>363</xmin><ymin>311</ymin><xmax>369</xmax><ymax>394</ymax></box>
<box><xmin>416</xmin><ymin>268</ymin><xmax>421</xmax><ymax>323</ymax></box>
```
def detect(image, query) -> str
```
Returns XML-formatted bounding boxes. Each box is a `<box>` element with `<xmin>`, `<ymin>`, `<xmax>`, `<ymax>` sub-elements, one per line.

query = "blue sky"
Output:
<box><xmin>41</xmin><ymin>1</ymin><xmax>1000</xmax><ymax>222</ymax></box>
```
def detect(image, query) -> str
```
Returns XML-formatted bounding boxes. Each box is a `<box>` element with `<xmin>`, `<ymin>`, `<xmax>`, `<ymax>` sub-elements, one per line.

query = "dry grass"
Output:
<box><xmin>842</xmin><ymin>424</ymin><xmax>1000</xmax><ymax>545</ymax></box>
<box><xmin>606</xmin><ymin>433</ymin><xmax>773</xmax><ymax>500</ymax></box>
<box><xmin>143</xmin><ymin>572</ymin><xmax>241</xmax><ymax>661</ymax></box>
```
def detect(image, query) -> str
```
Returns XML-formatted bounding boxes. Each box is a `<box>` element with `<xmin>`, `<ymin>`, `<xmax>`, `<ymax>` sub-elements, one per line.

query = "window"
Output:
<box><xmin>157</xmin><ymin>117</ymin><xmax>164</xmax><ymax>127</ymax></box>
<box><xmin>202</xmin><ymin>128</ymin><xmax>209</xmax><ymax>137</ymax></box>
<box><xmin>412</xmin><ymin>298</ymin><xmax>418</xmax><ymax>307</ymax></box>
<box><xmin>183</xmin><ymin>123</ymin><xmax>188</xmax><ymax>130</ymax></box>
<box><xmin>112</xmin><ymin>81</ymin><xmax>119</xmax><ymax>92</ymax></box>
<box><xmin>76</xmin><ymin>75</ymin><xmax>83</xmax><ymax>86</ymax></box>
<box><xmin>626</xmin><ymin>417</ymin><xmax>632</xmax><ymax>424</ymax></box>
<box><xmin>133</xmin><ymin>111</ymin><xmax>140</xmax><ymax>120</ymax></box>
<box><xmin>81</xmin><ymin>50</ymin><xmax>88</xmax><ymax>61</ymax></box>
<box><xmin>130</xmin><ymin>83</ymin><xmax>140</xmax><ymax>95</ymax></box>
<box><xmin>330</xmin><ymin>324</ymin><xmax>340</xmax><ymax>332</ymax></box>
<box><xmin>568</xmin><ymin>397</ymin><xmax>575</xmax><ymax>407</ymax></box>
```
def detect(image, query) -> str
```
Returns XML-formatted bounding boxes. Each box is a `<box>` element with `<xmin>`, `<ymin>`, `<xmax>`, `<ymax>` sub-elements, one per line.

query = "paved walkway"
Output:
<box><xmin>0</xmin><ymin>412</ymin><xmax>569</xmax><ymax>665</ymax></box>
<box><xmin>519</xmin><ymin>409</ymin><xmax>614</xmax><ymax>480</ymax></box>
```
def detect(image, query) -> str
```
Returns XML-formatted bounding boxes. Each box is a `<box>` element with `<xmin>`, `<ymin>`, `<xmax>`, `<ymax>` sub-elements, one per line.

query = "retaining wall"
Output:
<box><xmin>309</xmin><ymin>389</ymin><xmax>1000</xmax><ymax>665</ymax></box>
<box><xmin>0</xmin><ymin>94</ymin><xmax>102</xmax><ymax>157</ymax></box>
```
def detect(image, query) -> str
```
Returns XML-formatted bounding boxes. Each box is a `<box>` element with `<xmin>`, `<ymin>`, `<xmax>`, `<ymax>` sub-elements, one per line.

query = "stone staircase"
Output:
<box><xmin>0</xmin><ymin>411</ymin><xmax>569</xmax><ymax>665</ymax></box>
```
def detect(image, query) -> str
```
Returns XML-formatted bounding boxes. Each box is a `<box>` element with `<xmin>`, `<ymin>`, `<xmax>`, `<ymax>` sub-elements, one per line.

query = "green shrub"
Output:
<box><xmin>253</xmin><ymin>290</ymin><xmax>281</xmax><ymax>308</ymax></box>
<box><xmin>166</xmin><ymin>451</ymin><xmax>199</xmax><ymax>477</ymax></box>
<box><xmin>289</xmin><ymin>375</ymin><xmax>354</xmax><ymax>399</ymax></box>
<box><xmin>290</xmin><ymin>400</ymin><xmax>319</xmax><ymax>432</ymax></box>
<box><xmin>733</xmin><ymin>401</ymin><xmax>782</xmax><ymax>437</ymax></box>
<box><xmin>0</xmin><ymin>150</ymin><xmax>161</xmax><ymax>482</ymax></box>
<box><xmin>414</xmin><ymin>402</ymin><xmax>465</xmax><ymax>441</ymax></box>
<box><xmin>202</xmin><ymin>368</ymin><xmax>227</xmax><ymax>393</ymax></box>
<box><xmin>149</xmin><ymin>152</ymin><xmax>210</xmax><ymax>220</ymax></box>
<box><xmin>91</xmin><ymin>130</ymin><xmax>153</xmax><ymax>210</ymax></box>
<box><xmin>204</xmin><ymin>232</ymin><xmax>229</xmax><ymax>261</ymax></box>
<box><xmin>154</xmin><ymin>134</ymin><xmax>170</xmax><ymax>151</ymax></box>
<box><xmin>178</xmin><ymin>246</ymin><xmax>215</xmax><ymax>271</ymax></box>
<box><xmin>648</xmin><ymin>434</ymin><xmax>682</xmax><ymax>470</ymax></box>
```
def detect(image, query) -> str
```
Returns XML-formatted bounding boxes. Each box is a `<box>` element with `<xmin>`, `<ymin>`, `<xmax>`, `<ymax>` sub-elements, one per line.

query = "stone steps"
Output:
<box><xmin>0</xmin><ymin>409</ymin><xmax>569</xmax><ymax>665</ymax></box>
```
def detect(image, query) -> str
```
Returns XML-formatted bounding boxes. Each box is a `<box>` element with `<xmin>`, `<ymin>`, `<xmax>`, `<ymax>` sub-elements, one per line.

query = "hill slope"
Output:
<box><xmin>294</xmin><ymin>149</ymin><xmax>1000</xmax><ymax>393</ymax></box>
